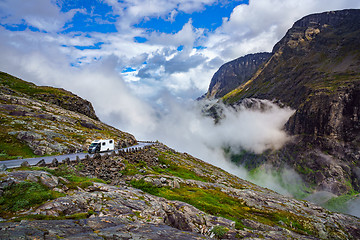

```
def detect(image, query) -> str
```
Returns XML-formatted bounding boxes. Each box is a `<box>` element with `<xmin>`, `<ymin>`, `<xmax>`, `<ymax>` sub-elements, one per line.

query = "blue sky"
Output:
<box><xmin>0</xmin><ymin>0</ymin><xmax>360</xmax><ymax>138</ymax></box>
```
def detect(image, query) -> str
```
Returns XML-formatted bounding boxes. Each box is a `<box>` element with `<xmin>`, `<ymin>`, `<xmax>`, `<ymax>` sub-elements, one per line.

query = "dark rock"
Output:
<box><xmin>51</xmin><ymin>158</ymin><xmax>59</xmax><ymax>167</ymax></box>
<box><xmin>9</xmin><ymin>110</ymin><xmax>26</xmax><ymax>116</ymax></box>
<box><xmin>36</xmin><ymin>159</ymin><xmax>46</xmax><ymax>167</ymax></box>
<box><xmin>0</xmin><ymin>178</ymin><xmax>15</xmax><ymax>190</ymax></box>
<box><xmin>0</xmin><ymin>164</ymin><xmax>7</xmax><ymax>172</ymax></box>
<box><xmin>93</xmin><ymin>153</ymin><xmax>101</xmax><ymax>160</ymax></box>
<box><xmin>205</xmin><ymin>52</ymin><xmax>272</xmax><ymax>99</ymax></box>
<box><xmin>79</xmin><ymin>120</ymin><xmax>101</xmax><ymax>130</ymax></box>
<box><xmin>34</xmin><ymin>92</ymin><xmax>100</xmax><ymax>121</ymax></box>
<box><xmin>20</xmin><ymin>161</ymin><xmax>30</xmax><ymax>168</ymax></box>
<box><xmin>62</xmin><ymin>157</ymin><xmax>70</xmax><ymax>165</ymax></box>
<box><xmin>34</xmin><ymin>114</ymin><xmax>56</xmax><ymax>121</ymax></box>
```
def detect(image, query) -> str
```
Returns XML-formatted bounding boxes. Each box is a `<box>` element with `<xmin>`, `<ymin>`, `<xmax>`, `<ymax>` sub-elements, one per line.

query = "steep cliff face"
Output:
<box><xmin>205</xmin><ymin>53</ymin><xmax>272</xmax><ymax>99</ymax></box>
<box><xmin>212</xmin><ymin>9</ymin><xmax>360</xmax><ymax>195</ymax></box>
<box><xmin>0</xmin><ymin>72</ymin><xmax>136</xmax><ymax>159</ymax></box>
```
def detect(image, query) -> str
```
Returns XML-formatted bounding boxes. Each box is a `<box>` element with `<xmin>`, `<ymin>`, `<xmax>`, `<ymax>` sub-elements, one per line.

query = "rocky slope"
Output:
<box><xmin>205</xmin><ymin>53</ymin><xmax>272</xmax><ymax>99</ymax></box>
<box><xmin>207</xmin><ymin>9</ymin><xmax>360</xmax><ymax>196</ymax></box>
<box><xmin>0</xmin><ymin>72</ymin><xmax>99</xmax><ymax>120</ymax></box>
<box><xmin>0</xmin><ymin>72</ymin><xmax>136</xmax><ymax>159</ymax></box>
<box><xmin>0</xmin><ymin>144</ymin><xmax>359</xmax><ymax>239</ymax></box>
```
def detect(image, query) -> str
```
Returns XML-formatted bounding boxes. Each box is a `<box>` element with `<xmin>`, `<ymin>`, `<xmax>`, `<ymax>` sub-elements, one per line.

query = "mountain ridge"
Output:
<box><xmin>204</xmin><ymin>9</ymin><xmax>360</xmax><ymax>196</ymax></box>
<box><xmin>205</xmin><ymin>52</ymin><xmax>272</xmax><ymax>99</ymax></box>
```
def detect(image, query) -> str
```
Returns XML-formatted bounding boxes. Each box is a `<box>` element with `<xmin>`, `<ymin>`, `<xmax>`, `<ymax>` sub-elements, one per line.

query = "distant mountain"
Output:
<box><xmin>0</xmin><ymin>71</ymin><xmax>136</xmax><ymax>159</ymax></box>
<box><xmin>206</xmin><ymin>9</ymin><xmax>360</xmax><ymax>196</ymax></box>
<box><xmin>205</xmin><ymin>53</ymin><xmax>272</xmax><ymax>99</ymax></box>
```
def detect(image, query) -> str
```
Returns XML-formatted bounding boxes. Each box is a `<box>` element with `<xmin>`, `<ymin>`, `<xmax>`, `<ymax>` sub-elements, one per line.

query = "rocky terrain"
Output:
<box><xmin>204</xmin><ymin>10</ymin><xmax>360</xmax><ymax>198</ymax></box>
<box><xmin>0</xmin><ymin>144</ymin><xmax>359</xmax><ymax>239</ymax></box>
<box><xmin>205</xmin><ymin>53</ymin><xmax>272</xmax><ymax>99</ymax></box>
<box><xmin>0</xmin><ymin>72</ymin><xmax>136</xmax><ymax>159</ymax></box>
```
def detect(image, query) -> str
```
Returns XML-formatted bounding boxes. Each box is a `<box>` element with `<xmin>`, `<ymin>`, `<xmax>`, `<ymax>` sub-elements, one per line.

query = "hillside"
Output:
<box><xmin>206</xmin><ymin>9</ymin><xmax>360</xmax><ymax>197</ymax></box>
<box><xmin>0</xmin><ymin>144</ymin><xmax>359</xmax><ymax>239</ymax></box>
<box><xmin>0</xmin><ymin>72</ymin><xmax>136</xmax><ymax>160</ymax></box>
<box><xmin>205</xmin><ymin>53</ymin><xmax>272</xmax><ymax>99</ymax></box>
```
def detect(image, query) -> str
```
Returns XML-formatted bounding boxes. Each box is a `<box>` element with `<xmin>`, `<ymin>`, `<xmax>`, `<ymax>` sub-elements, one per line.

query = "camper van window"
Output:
<box><xmin>109</xmin><ymin>140</ymin><xmax>113</xmax><ymax>144</ymax></box>
<box><xmin>102</xmin><ymin>142</ymin><xmax>105</xmax><ymax>146</ymax></box>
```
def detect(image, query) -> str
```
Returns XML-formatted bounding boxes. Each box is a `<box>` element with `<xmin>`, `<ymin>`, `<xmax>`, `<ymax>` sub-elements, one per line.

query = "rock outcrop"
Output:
<box><xmin>0</xmin><ymin>71</ymin><xmax>99</xmax><ymax>120</ymax></box>
<box><xmin>205</xmin><ymin>53</ymin><xmax>272</xmax><ymax>99</ymax></box>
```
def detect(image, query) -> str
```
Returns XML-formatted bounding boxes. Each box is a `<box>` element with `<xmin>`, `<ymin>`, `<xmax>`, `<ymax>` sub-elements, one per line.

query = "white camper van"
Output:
<box><xmin>88</xmin><ymin>139</ymin><xmax>115</xmax><ymax>153</ymax></box>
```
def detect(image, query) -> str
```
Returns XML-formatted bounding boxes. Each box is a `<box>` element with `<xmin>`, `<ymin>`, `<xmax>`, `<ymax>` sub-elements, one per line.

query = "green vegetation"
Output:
<box><xmin>0</xmin><ymin>164</ymin><xmax>108</xmax><ymax>219</ymax></box>
<box><xmin>210</xmin><ymin>225</ymin><xmax>229</xmax><ymax>238</ymax></box>
<box><xmin>323</xmin><ymin>191</ymin><xmax>359</xmax><ymax>213</ymax></box>
<box><xmin>0</xmin><ymin>71</ymin><xmax>72</xmax><ymax>98</ymax></box>
<box><xmin>31</xmin><ymin>165</ymin><xmax>107</xmax><ymax>189</ymax></box>
<box><xmin>130</xmin><ymin>179</ymin><xmax>316</xmax><ymax>236</ymax></box>
<box><xmin>0</xmin><ymin>181</ymin><xmax>64</xmax><ymax>215</ymax></box>
<box><xmin>155</xmin><ymin>154</ymin><xmax>209</xmax><ymax>182</ymax></box>
<box><xmin>0</xmin><ymin>130</ymin><xmax>37</xmax><ymax>161</ymax></box>
<box><xmin>120</xmin><ymin>150</ymin><xmax>210</xmax><ymax>182</ymax></box>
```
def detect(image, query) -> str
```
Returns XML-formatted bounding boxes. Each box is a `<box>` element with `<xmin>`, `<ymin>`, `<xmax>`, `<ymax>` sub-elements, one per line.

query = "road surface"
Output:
<box><xmin>0</xmin><ymin>142</ymin><xmax>154</xmax><ymax>169</ymax></box>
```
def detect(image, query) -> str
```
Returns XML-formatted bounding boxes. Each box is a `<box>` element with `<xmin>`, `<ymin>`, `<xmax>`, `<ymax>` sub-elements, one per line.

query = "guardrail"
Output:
<box><xmin>0</xmin><ymin>141</ymin><xmax>160</xmax><ymax>170</ymax></box>
<box><xmin>15</xmin><ymin>142</ymin><xmax>159</xmax><ymax>168</ymax></box>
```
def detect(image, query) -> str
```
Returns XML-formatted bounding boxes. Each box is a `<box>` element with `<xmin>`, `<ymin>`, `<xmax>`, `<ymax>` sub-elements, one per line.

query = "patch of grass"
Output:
<box><xmin>0</xmin><ymin>71</ymin><xmax>72</xmax><ymax>98</ymax></box>
<box><xmin>154</xmin><ymin>154</ymin><xmax>209</xmax><ymax>182</ymax></box>
<box><xmin>323</xmin><ymin>191</ymin><xmax>358</xmax><ymax>213</ymax></box>
<box><xmin>30</xmin><ymin>165</ymin><xmax>106</xmax><ymax>188</ymax></box>
<box><xmin>120</xmin><ymin>160</ymin><xmax>142</xmax><ymax>176</ymax></box>
<box><xmin>0</xmin><ymin>131</ymin><xmax>37</xmax><ymax>161</ymax></box>
<box><xmin>0</xmin><ymin>181</ymin><xmax>65</xmax><ymax>215</ymax></box>
<box><xmin>130</xmin><ymin>179</ymin><xmax>316</xmax><ymax>236</ymax></box>
<box><xmin>211</xmin><ymin>225</ymin><xmax>229</xmax><ymax>238</ymax></box>
<box><xmin>130</xmin><ymin>179</ymin><xmax>160</xmax><ymax>195</ymax></box>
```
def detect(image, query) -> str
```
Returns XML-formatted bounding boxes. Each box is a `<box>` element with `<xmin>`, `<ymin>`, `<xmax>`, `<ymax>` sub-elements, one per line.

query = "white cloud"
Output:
<box><xmin>204</xmin><ymin>0</ymin><xmax>360</xmax><ymax>59</ymax></box>
<box><xmin>0</xmin><ymin>0</ymin><xmax>77</xmax><ymax>32</ymax></box>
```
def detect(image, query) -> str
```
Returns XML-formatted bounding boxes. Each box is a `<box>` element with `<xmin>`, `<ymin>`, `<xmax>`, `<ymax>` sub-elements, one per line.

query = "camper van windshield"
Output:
<box><xmin>90</xmin><ymin>143</ymin><xmax>99</xmax><ymax>147</ymax></box>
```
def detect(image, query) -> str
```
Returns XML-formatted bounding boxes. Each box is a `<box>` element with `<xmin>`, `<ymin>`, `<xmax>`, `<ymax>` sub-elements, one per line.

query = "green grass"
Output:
<box><xmin>0</xmin><ymin>131</ymin><xmax>37</xmax><ymax>160</ymax></box>
<box><xmin>0</xmin><ymin>71</ymin><xmax>71</xmax><ymax>98</ymax></box>
<box><xmin>210</xmin><ymin>225</ymin><xmax>229</xmax><ymax>238</ymax></box>
<box><xmin>120</xmin><ymin>152</ymin><xmax>210</xmax><ymax>182</ymax></box>
<box><xmin>0</xmin><ymin>181</ymin><xmax>65</xmax><ymax>215</ymax></box>
<box><xmin>31</xmin><ymin>165</ymin><xmax>107</xmax><ymax>189</ymax></box>
<box><xmin>130</xmin><ymin>179</ymin><xmax>316</xmax><ymax>236</ymax></box>
<box><xmin>155</xmin><ymin>154</ymin><xmax>210</xmax><ymax>182</ymax></box>
<box><xmin>323</xmin><ymin>191</ymin><xmax>359</xmax><ymax>213</ymax></box>
<box><xmin>0</xmin><ymin>165</ymin><xmax>108</xmax><ymax>218</ymax></box>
